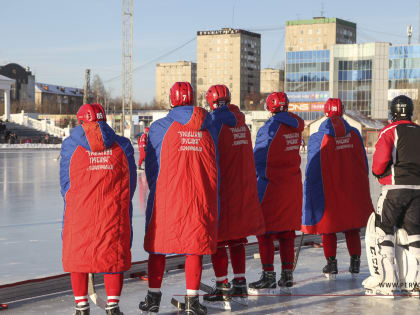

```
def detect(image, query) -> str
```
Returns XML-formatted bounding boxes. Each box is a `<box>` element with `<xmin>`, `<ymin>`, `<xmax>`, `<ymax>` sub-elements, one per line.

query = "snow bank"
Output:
<box><xmin>0</xmin><ymin>143</ymin><xmax>61</xmax><ymax>149</ymax></box>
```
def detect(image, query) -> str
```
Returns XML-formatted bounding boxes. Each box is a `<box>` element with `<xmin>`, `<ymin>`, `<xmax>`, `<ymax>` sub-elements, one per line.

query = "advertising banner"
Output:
<box><xmin>289</xmin><ymin>102</ymin><xmax>325</xmax><ymax>112</ymax></box>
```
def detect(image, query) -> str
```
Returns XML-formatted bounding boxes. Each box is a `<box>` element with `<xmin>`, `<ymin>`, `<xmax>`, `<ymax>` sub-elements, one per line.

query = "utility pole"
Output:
<box><xmin>83</xmin><ymin>69</ymin><xmax>91</xmax><ymax>104</ymax></box>
<box><xmin>122</xmin><ymin>0</ymin><xmax>133</xmax><ymax>136</ymax></box>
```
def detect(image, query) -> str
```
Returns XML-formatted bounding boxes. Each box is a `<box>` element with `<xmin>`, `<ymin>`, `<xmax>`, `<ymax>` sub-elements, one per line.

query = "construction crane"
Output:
<box><xmin>122</xmin><ymin>0</ymin><xmax>133</xmax><ymax>136</ymax></box>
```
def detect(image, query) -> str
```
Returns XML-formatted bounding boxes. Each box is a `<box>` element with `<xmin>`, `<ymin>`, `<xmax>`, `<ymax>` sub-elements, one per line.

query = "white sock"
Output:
<box><xmin>149</xmin><ymin>288</ymin><xmax>161</xmax><ymax>293</ymax></box>
<box><xmin>186</xmin><ymin>289</ymin><xmax>198</xmax><ymax>296</ymax></box>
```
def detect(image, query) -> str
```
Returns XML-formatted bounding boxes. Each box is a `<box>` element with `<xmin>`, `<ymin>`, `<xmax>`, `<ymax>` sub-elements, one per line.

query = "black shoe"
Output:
<box><xmin>185</xmin><ymin>295</ymin><xmax>207</xmax><ymax>315</ymax></box>
<box><xmin>231</xmin><ymin>278</ymin><xmax>248</xmax><ymax>305</ymax></box>
<box><xmin>349</xmin><ymin>255</ymin><xmax>360</xmax><ymax>274</ymax></box>
<box><xmin>203</xmin><ymin>282</ymin><xmax>231</xmax><ymax>310</ymax></box>
<box><xmin>105</xmin><ymin>304</ymin><xmax>123</xmax><ymax>315</ymax></box>
<box><xmin>139</xmin><ymin>290</ymin><xmax>162</xmax><ymax>313</ymax></box>
<box><xmin>323</xmin><ymin>257</ymin><xmax>338</xmax><ymax>279</ymax></box>
<box><xmin>74</xmin><ymin>303</ymin><xmax>90</xmax><ymax>315</ymax></box>
<box><xmin>278</xmin><ymin>270</ymin><xmax>293</xmax><ymax>288</ymax></box>
<box><xmin>248</xmin><ymin>271</ymin><xmax>276</xmax><ymax>294</ymax></box>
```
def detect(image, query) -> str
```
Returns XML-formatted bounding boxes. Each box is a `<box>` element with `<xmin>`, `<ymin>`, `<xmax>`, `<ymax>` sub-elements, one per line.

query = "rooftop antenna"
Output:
<box><xmin>321</xmin><ymin>2</ymin><xmax>325</xmax><ymax>17</ymax></box>
<box><xmin>408</xmin><ymin>25</ymin><xmax>413</xmax><ymax>45</ymax></box>
<box><xmin>419</xmin><ymin>0</ymin><xmax>420</xmax><ymax>43</ymax></box>
<box><xmin>232</xmin><ymin>0</ymin><xmax>237</xmax><ymax>28</ymax></box>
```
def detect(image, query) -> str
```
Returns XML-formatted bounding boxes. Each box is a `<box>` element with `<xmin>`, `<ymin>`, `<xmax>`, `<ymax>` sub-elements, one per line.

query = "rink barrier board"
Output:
<box><xmin>0</xmin><ymin>233</ymin><xmax>328</xmax><ymax>304</ymax></box>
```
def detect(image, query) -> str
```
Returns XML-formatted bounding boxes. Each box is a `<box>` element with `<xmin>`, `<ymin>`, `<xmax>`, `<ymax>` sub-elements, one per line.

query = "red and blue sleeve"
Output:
<box><xmin>372</xmin><ymin>126</ymin><xmax>395</xmax><ymax>178</ymax></box>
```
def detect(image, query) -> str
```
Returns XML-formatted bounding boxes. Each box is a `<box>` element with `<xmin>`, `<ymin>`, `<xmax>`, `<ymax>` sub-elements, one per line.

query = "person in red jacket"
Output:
<box><xmin>138</xmin><ymin>82</ymin><xmax>219</xmax><ymax>315</ymax></box>
<box><xmin>60</xmin><ymin>103</ymin><xmax>137</xmax><ymax>315</ymax></box>
<box><xmin>137</xmin><ymin>127</ymin><xmax>149</xmax><ymax>169</ymax></box>
<box><xmin>251</xmin><ymin>92</ymin><xmax>304</xmax><ymax>294</ymax></box>
<box><xmin>363</xmin><ymin>95</ymin><xmax>420</xmax><ymax>297</ymax></box>
<box><xmin>202</xmin><ymin>85</ymin><xmax>265</xmax><ymax>309</ymax></box>
<box><xmin>302</xmin><ymin>98</ymin><xmax>373</xmax><ymax>279</ymax></box>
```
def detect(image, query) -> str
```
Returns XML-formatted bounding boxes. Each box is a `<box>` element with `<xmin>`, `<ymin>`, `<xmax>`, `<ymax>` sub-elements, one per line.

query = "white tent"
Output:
<box><xmin>0</xmin><ymin>74</ymin><xmax>14</xmax><ymax>120</ymax></box>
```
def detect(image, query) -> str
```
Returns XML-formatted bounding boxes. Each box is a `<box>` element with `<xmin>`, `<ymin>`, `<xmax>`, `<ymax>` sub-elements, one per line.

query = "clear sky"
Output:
<box><xmin>1</xmin><ymin>0</ymin><xmax>419</xmax><ymax>103</ymax></box>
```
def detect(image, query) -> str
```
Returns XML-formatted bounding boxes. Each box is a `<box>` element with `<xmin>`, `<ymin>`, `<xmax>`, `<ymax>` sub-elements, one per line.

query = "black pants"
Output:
<box><xmin>375</xmin><ymin>189</ymin><xmax>420</xmax><ymax>240</ymax></box>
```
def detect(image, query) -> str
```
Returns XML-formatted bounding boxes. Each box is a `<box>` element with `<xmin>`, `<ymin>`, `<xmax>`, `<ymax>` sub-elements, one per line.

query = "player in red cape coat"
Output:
<box><xmin>201</xmin><ymin>85</ymin><xmax>265</xmax><ymax>309</ymax></box>
<box><xmin>60</xmin><ymin>103</ymin><xmax>136</xmax><ymax>315</ymax></box>
<box><xmin>302</xmin><ymin>98</ymin><xmax>373</xmax><ymax>279</ymax></box>
<box><xmin>139</xmin><ymin>82</ymin><xmax>218</xmax><ymax>315</ymax></box>
<box><xmin>251</xmin><ymin>92</ymin><xmax>304</xmax><ymax>294</ymax></box>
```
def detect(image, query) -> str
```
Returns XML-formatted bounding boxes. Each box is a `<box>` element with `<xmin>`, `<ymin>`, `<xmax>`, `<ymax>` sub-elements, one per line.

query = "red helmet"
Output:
<box><xmin>206</xmin><ymin>85</ymin><xmax>231</xmax><ymax>110</ymax></box>
<box><xmin>324</xmin><ymin>98</ymin><xmax>343</xmax><ymax>117</ymax></box>
<box><xmin>76</xmin><ymin>103</ymin><xmax>106</xmax><ymax>124</ymax></box>
<box><xmin>265</xmin><ymin>92</ymin><xmax>289</xmax><ymax>113</ymax></box>
<box><xmin>144</xmin><ymin>127</ymin><xmax>150</xmax><ymax>133</ymax></box>
<box><xmin>169</xmin><ymin>82</ymin><xmax>194</xmax><ymax>107</ymax></box>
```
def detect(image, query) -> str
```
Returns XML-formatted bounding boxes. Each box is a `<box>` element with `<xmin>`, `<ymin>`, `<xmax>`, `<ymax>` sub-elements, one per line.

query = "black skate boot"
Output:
<box><xmin>231</xmin><ymin>278</ymin><xmax>248</xmax><ymax>305</ymax></box>
<box><xmin>323</xmin><ymin>257</ymin><xmax>338</xmax><ymax>280</ymax></box>
<box><xmin>74</xmin><ymin>303</ymin><xmax>90</xmax><ymax>315</ymax></box>
<box><xmin>185</xmin><ymin>295</ymin><xmax>207</xmax><ymax>315</ymax></box>
<box><xmin>278</xmin><ymin>270</ymin><xmax>293</xmax><ymax>294</ymax></box>
<box><xmin>139</xmin><ymin>290</ymin><xmax>162</xmax><ymax>313</ymax></box>
<box><xmin>105</xmin><ymin>304</ymin><xmax>123</xmax><ymax>315</ymax></box>
<box><xmin>349</xmin><ymin>255</ymin><xmax>360</xmax><ymax>276</ymax></box>
<box><xmin>202</xmin><ymin>282</ymin><xmax>231</xmax><ymax>310</ymax></box>
<box><xmin>248</xmin><ymin>271</ymin><xmax>276</xmax><ymax>295</ymax></box>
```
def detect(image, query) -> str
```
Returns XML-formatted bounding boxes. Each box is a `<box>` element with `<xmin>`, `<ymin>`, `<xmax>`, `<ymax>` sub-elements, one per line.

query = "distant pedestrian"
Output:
<box><xmin>300</xmin><ymin>138</ymin><xmax>306</xmax><ymax>153</ymax></box>
<box><xmin>137</xmin><ymin>127</ymin><xmax>149</xmax><ymax>169</ymax></box>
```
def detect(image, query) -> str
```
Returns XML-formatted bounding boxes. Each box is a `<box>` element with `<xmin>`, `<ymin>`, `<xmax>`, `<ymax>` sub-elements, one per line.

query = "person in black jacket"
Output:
<box><xmin>363</xmin><ymin>95</ymin><xmax>420</xmax><ymax>298</ymax></box>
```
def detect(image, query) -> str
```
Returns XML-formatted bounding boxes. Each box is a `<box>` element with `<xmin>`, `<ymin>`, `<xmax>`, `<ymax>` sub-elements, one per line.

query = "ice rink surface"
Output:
<box><xmin>6</xmin><ymin>239</ymin><xmax>420</xmax><ymax>314</ymax></box>
<box><xmin>1</xmin><ymin>149</ymin><xmax>396</xmax><ymax>314</ymax></box>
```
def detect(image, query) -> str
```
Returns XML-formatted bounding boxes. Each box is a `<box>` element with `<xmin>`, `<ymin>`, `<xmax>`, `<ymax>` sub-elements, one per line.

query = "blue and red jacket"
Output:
<box><xmin>254</xmin><ymin>111</ymin><xmax>304</xmax><ymax>232</ymax></box>
<box><xmin>60</xmin><ymin>121</ymin><xmax>136</xmax><ymax>273</ymax></box>
<box><xmin>302</xmin><ymin>116</ymin><xmax>373</xmax><ymax>234</ymax></box>
<box><xmin>144</xmin><ymin>106</ymin><xmax>219</xmax><ymax>255</ymax></box>
<box><xmin>210</xmin><ymin>104</ymin><xmax>265</xmax><ymax>241</ymax></box>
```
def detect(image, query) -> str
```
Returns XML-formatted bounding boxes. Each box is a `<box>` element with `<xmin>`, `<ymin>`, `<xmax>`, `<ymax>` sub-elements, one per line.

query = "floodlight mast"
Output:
<box><xmin>122</xmin><ymin>0</ymin><xmax>133</xmax><ymax>135</ymax></box>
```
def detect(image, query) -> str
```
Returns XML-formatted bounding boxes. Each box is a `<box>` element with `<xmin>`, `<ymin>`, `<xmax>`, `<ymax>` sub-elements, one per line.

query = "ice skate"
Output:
<box><xmin>185</xmin><ymin>295</ymin><xmax>207</xmax><ymax>315</ymax></box>
<box><xmin>105</xmin><ymin>304</ymin><xmax>123</xmax><ymax>315</ymax></box>
<box><xmin>349</xmin><ymin>255</ymin><xmax>360</xmax><ymax>277</ymax></box>
<box><xmin>74</xmin><ymin>303</ymin><xmax>89</xmax><ymax>315</ymax></box>
<box><xmin>231</xmin><ymin>278</ymin><xmax>248</xmax><ymax>306</ymax></box>
<box><xmin>323</xmin><ymin>257</ymin><xmax>338</xmax><ymax>280</ymax></box>
<box><xmin>248</xmin><ymin>271</ymin><xmax>277</xmax><ymax>295</ymax></box>
<box><xmin>202</xmin><ymin>282</ymin><xmax>231</xmax><ymax>310</ymax></box>
<box><xmin>278</xmin><ymin>270</ymin><xmax>293</xmax><ymax>294</ymax></box>
<box><xmin>362</xmin><ymin>276</ymin><xmax>398</xmax><ymax>299</ymax></box>
<box><xmin>139</xmin><ymin>290</ymin><xmax>162</xmax><ymax>314</ymax></box>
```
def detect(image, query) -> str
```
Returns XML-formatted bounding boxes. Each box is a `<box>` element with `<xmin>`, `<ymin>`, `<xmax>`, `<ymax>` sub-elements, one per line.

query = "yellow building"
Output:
<box><xmin>286</xmin><ymin>17</ymin><xmax>356</xmax><ymax>52</ymax></box>
<box><xmin>197</xmin><ymin>28</ymin><xmax>261</xmax><ymax>109</ymax></box>
<box><xmin>260</xmin><ymin>68</ymin><xmax>284</xmax><ymax>94</ymax></box>
<box><xmin>155</xmin><ymin>61</ymin><xmax>197</xmax><ymax>107</ymax></box>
